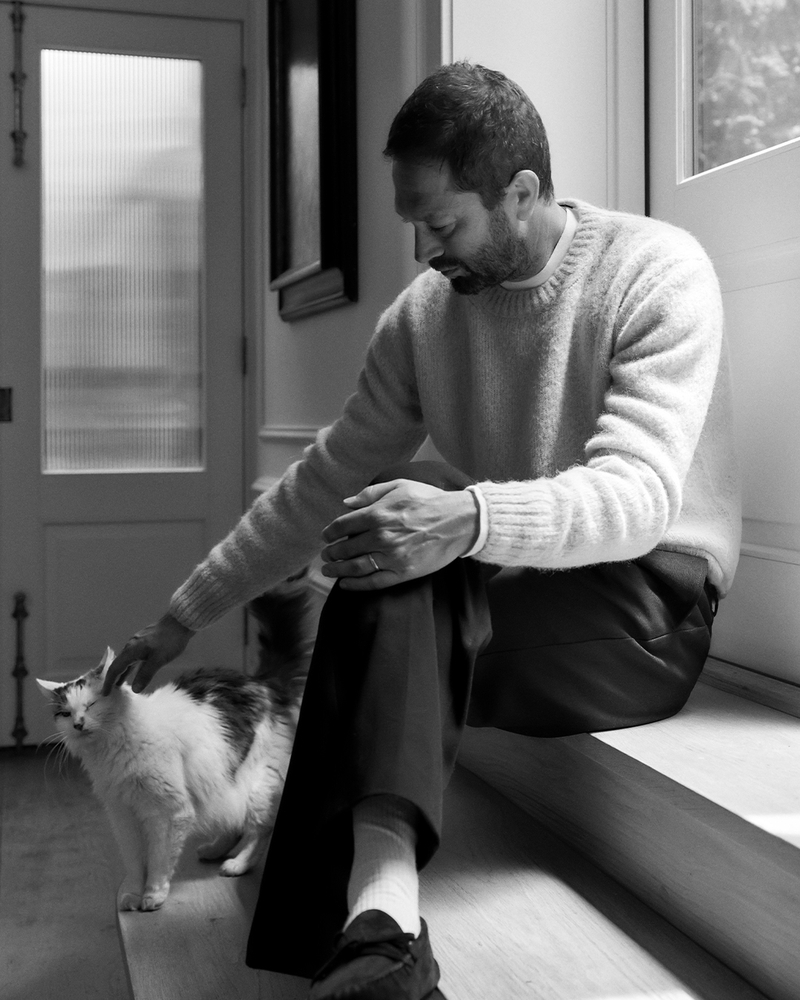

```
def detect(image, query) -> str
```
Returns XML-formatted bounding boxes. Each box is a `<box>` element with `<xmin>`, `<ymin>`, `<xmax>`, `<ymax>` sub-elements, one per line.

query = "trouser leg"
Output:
<box><xmin>246</xmin><ymin>462</ymin><xmax>716</xmax><ymax>976</ymax></box>
<box><xmin>246</xmin><ymin>462</ymin><xmax>491</xmax><ymax>977</ymax></box>
<box><xmin>469</xmin><ymin>549</ymin><xmax>715</xmax><ymax>736</ymax></box>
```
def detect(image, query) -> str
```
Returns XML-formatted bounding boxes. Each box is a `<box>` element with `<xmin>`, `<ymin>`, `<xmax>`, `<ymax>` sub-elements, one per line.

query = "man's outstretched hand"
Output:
<box><xmin>102</xmin><ymin>613</ymin><xmax>193</xmax><ymax>695</ymax></box>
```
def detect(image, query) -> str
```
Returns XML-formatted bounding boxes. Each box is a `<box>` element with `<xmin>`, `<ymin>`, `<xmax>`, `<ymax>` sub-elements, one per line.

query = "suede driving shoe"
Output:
<box><xmin>308</xmin><ymin>909</ymin><xmax>440</xmax><ymax>1000</ymax></box>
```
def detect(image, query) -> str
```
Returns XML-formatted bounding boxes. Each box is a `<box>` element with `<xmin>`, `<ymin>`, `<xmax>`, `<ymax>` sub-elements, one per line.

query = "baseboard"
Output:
<box><xmin>702</xmin><ymin>655</ymin><xmax>800</xmax><ymax>720</ymax></box>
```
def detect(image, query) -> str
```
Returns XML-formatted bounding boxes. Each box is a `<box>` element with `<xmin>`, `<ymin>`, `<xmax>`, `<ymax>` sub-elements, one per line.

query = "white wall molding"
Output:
<box><xmin>254</xmin><ymin>425</ymin><xmax>322</xmax><ymax>497</ymax></box>
<box><xmin>258</xmin><ymin>424</ymin><xmax>321</xmax><ymax>445</ymax></box>
<box><xmin>605</xmin><ymin>0</ymin><xmax>646</xmax><ymax>214</ymax></box>
<box><xmin>713</xmin><ymin>235</ymin><xmax>800</xmax><ymax>293</ymax></box>
<box><xmin>740</xmin><ymin>542</ymin><xmax>800</xmax><ymax>568</ymax></box>
<box><xmin>741</xmin><ymin>517</ymin><xmax>800</xmax><ymax>562</ymax></box>
<box><xmin>702</xmin><ymin>656</ymin><xmax>800</xmax><ymax>721</ymax></box>
<box><xmin>416</xmin><ymin>0</ymin><xmax>452</xmax><ymax>79</ymax></box>
<box><xmin>3</xmin><ymin>0</ymin><xmax>248</xmax><ymax>17</ymax></box>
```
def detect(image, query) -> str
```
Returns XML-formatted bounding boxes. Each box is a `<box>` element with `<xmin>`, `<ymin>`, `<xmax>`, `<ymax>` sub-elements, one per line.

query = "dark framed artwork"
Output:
<box><xmin>268</xmin><ymin>0</ymin><xmax>358</xmax><ymax>321</ymax></box>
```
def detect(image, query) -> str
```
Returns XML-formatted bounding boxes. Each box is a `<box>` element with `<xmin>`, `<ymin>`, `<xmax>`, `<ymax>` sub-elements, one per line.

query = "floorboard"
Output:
<box><xmin>0</xmin><ymin>748</ymin><xmax>128</xmax><ymax>1000</ymax></box>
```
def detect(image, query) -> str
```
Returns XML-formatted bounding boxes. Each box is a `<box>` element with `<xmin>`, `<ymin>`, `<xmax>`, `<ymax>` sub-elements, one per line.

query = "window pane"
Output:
<box><xmin>693</xmin><ymin>0</ymin><xmax>800</xmax><ymax>175</ymax></box>
<box><xmin>41</xmin><ymin>51</ymin><xmax>204</xmax><ymax>472</ymax></box>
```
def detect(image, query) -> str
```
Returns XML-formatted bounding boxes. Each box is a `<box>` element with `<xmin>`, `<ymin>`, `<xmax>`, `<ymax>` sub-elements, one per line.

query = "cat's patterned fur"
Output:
<box><xmin>37</xmin><ymin>585</ymin><xmax>311</xmax><ymax>912</ymax></box>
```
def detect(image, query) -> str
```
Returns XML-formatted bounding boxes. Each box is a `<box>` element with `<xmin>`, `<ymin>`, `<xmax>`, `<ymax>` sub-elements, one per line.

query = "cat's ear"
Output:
<box><xmin>94</xmin><ymin>647</ymin><xmax>115</xmax><ymax>678</ymax></box>
<box><xmin>36</xmin><ymin>678</ymin><xmax>62</xmax><ymax>697</ymax></box>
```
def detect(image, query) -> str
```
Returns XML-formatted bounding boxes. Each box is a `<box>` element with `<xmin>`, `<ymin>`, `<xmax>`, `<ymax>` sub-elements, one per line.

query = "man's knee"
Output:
<box><xmin>370</xmin><ymin>460</ymin><xmax>474</xmax><ymax>492</ymax></box>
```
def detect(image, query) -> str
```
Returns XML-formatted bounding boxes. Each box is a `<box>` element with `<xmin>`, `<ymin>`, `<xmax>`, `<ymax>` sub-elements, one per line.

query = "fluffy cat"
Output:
<box><xmin>37</xmin><ymin>585</ymin><xmax>311</xmax><ymax>912</ymax></box>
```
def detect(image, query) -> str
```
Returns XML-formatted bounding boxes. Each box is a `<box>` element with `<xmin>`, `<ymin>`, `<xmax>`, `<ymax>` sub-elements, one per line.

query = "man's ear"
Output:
<box><xmin>506</xmin><ymin>169</ymin><xmax>540</xmax><ymax>222</ymax></box>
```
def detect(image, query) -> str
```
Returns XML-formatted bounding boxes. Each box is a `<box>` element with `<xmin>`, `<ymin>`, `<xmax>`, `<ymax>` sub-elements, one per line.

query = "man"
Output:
<box><xmin>103</xmin><ymin>63</ymin><xmax>740</xmax><ymax>1000</ymax></box>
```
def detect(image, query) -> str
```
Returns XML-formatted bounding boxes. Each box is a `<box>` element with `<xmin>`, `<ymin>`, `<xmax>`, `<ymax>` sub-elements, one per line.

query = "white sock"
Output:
<box><xmin>345</xmin><ymin>794</ymin><xmax>421</xmax><ymax>938</ymax></box>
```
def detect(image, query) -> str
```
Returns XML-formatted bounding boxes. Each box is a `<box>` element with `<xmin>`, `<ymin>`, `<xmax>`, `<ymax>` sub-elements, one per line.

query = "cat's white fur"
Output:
<box><xmin>37</xmin><ymin>649</ymin><xmax>296</xmax><ymax>911</ymax></box>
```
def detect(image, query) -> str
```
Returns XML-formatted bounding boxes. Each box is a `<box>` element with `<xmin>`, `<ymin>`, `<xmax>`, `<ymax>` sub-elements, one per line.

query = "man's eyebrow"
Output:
<box><xmin>396</xmin><ymin>211</ymin><xmax>454</xmax><ymax>224</ymax></box>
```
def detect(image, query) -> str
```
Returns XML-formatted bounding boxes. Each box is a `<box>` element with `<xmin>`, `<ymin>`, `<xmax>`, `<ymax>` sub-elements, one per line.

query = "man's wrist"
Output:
<box><xmin>461</xmin><ymin>485</ymin><xmax>488</xmax><ymax>558</ymax></box>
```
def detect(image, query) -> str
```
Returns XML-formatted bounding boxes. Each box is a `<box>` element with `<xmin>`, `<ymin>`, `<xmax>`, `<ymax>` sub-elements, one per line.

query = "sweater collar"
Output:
<box><xmin>460</xmin><ymin>199</ymin><xmax>603</xmax><ymax>316</ymax></box>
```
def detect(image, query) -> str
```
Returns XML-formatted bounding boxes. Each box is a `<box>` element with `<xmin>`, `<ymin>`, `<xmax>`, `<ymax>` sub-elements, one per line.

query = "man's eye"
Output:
<box><xmin>430</xmin><ymin>224</ymin><xmax>451</xmax><ymax>234</ymax></box>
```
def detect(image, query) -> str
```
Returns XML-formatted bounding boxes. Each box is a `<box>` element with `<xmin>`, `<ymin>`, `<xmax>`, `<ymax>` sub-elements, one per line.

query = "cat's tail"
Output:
<box><xmin>247</xmin><ymin>571</ymin><xmax>313</xmax><ymax>708</ymax></box>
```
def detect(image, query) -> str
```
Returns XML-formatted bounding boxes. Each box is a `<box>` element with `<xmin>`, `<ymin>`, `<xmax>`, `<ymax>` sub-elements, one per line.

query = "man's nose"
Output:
<box><xmin>414</xmin><ymin>228</ymin><xmax>444</xmax><ymax>265</ymax></box>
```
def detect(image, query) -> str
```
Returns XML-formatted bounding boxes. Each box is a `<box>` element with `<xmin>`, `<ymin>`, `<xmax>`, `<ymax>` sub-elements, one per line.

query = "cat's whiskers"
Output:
<box><xmin>40</xmin><ymin>731</ymin><xmax>71</xmax><ymax>779</ymax></box>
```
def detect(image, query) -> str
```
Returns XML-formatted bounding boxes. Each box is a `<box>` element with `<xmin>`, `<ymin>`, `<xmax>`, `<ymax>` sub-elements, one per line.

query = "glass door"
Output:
<box><xmin>0</xmin><ymin>5</ymin><xmax>245</xmax><ymax>746</ymax></box>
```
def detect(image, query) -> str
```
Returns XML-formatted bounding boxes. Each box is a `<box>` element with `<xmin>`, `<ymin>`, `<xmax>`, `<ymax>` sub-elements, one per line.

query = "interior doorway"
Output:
<box><xmin>0</xmin><ymin>3</ymin><xmax>247</xmax><ymax>745</ymax></box>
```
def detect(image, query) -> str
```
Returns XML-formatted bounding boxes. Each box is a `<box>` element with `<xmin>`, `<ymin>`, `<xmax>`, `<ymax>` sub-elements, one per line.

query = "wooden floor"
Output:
<box><xmin>0</xmin><ymin>748</ymin><xmax>129</xmax><ymax>1000</ymax></box>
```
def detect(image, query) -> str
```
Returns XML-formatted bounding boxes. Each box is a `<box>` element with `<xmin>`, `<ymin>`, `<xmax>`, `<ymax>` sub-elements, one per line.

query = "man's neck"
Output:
<box><xmin>528</xmin><ymin>200</ymin><xmax>568</xmax><ymax>275</ymax></box>
<box><xmin>502</xmin><ymin>201</ymin><xmax>572</xmax><ymax>289</ymax></box>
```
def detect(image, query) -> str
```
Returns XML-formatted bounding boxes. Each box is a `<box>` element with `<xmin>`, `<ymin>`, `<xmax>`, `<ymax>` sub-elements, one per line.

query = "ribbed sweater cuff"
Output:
<box><xmin>473</xmin><ymin>480</ymin><xmax>556</xmax><ymax>566</ymax></box>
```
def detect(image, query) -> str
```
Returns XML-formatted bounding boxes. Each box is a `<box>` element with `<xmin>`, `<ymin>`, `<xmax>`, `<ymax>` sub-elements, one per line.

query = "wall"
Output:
<box><xmin>451</xmin><ymin>0</ymin><xmax>645</xmax><ymax>212</ymax></box>
<box><xmin>255</xmin><ymin>0</ymin><xmax>645</xmax><ymax>491</ymax></box>
<box><xmin>255</xmin><ymin>0</ymin><xmax>442</xmax><ymax>490</ymax></box>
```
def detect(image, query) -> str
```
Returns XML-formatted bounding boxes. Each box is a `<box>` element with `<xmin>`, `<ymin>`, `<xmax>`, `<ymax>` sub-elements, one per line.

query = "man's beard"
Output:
<box><xmin>432</xmin><ymin>208</ymin><xmax>536</xmax><ymax>295</ymax></box>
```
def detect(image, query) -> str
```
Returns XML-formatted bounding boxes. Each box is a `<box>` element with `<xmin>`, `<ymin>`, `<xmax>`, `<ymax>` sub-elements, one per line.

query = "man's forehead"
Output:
<box><xmin>392</xmin><ymin>158</ymin><xmax>473</xmax><ymax>219</ymax></box>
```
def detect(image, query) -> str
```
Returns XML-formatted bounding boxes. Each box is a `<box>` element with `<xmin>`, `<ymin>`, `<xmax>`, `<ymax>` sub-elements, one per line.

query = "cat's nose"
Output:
<box><xmin>73</xmin><ymin>721</ymin><xmax>84</xmax><ymax>731</ymax></box>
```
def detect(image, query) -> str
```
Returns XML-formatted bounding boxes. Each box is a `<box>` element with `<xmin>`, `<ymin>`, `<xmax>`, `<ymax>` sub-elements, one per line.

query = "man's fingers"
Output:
<box><xmin>130</xmin><ymin>658</ymin><xmax>162</xmax><ymax>694</ymax></box>
<box><xmin>321</xmin><ymin>529</ymin><xmax>380</xmax><ymax>564</ymax></box>
<box><xmin>102</xmin><ymin>648</ymin><xmax>138</xmax><ymax>695</ymax></box>
<box><xmin>322</xmin><ymin>508</ymin><xmax>374</xmax><ymax>546</ymax></box>
<box><xmin>337</xmin><ymin>570</ymin><xmax>395</xmax><ymax>591</ymax></box>
<box><xmin>321</xmin><ymin>553</ymin><xmax>373</xmax><ymax>579</ymax></box>
<box><xmin>322</xmin><ymin>480</ymin><xmax>406</xmax><ymax>543</ymax></box>
<box><xmin>342</xmin><ymin>480</ymin><xmax>402</xmax><ymax>508</ymax></box>
<box><xmin>103</xmin><ymin>639</ymin><xmax>154</xmax><ymax>694</ymax></box>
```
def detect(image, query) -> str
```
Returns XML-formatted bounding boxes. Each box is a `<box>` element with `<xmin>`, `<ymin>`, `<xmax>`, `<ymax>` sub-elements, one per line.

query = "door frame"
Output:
<box><xmin>0</xmin><ymin>0</ymin><xmax>264</xmax><ymax>746</ymax></box>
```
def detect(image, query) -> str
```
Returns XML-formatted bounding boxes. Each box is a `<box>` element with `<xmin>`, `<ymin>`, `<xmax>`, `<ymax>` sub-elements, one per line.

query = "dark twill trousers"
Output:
<box><xmin>246</xmin><ymin>463</ymin><xmax>715</xmax><ymax>977</ymax></box>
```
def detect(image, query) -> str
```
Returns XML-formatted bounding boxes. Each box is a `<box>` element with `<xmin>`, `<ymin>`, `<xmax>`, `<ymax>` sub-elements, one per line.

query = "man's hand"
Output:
<box><xmin>320</xmin><ymin>479</ymin><xmax>479</xmax><ymax>591</ymax></box>
<box><xmin>101</xmin><ymin>613</ymin><xmax>193</xmax><ymax>695</ymax></box>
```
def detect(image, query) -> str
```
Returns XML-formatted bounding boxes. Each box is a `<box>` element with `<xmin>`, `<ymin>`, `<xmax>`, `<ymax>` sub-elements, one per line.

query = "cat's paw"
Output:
<box><xmin>119</xmin><ymin>891</ymin><xmax>143</xmax><ymax>911</ymax></box>
<box><xmin>219</xmin><ymin>856</ymin><xmax>250</xmax><ymax>877</ymax></box>
<box><xmin>140</xmin><ymin>887</ymin><xmax>169</xmax><ymax>911</ymax></box>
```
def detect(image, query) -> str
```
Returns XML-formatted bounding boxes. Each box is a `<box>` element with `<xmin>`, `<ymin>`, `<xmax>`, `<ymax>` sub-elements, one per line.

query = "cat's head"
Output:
<box><xmin>36</xmin><ymin>647</ymin><xmax>116</xmax><ymax>747</ymax></box>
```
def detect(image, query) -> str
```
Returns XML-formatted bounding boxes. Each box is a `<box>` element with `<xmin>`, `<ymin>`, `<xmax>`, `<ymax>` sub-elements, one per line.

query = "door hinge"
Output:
<box><xmin>240</xmin><ymin>66</ymin><xmax>247</xmax><ymax>109</ymax></box>
<box><xmin>0</xmin><ymin>387</ymin><xmax>12</xmax><ymax>422</ymax></box>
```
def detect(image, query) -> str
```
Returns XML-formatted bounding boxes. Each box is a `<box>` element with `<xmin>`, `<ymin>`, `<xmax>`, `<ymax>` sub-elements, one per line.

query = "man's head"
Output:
<box><xmin>384</xmin><ymin>61</ymin><xmax>554</xmax><ymax>211</ymax></box>
<box><xmin>386</xmin><ymin>62</ymin><xmax>559</xmax><ymax>294</ymax></box>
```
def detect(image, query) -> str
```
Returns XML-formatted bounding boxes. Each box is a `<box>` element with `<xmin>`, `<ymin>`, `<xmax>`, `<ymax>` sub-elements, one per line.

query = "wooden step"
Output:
<box><xmin>117</xmin><ymin>851</ymin><xmax>308</xmax><ymax>999</ymax></box>
<box><xmin>457</xmin><ymin>680</ymin><xmax>800</xmax><ymax>1000</ymax></box>
<box><xmin>424</xmin><ymin>767</ymin><xmax>766</xmax><ymax>1000</ymax></box>
<box><xmin>118</xmin><ymin>762</ymin><xmax>766</xmax><ymax>1000</ymax></box>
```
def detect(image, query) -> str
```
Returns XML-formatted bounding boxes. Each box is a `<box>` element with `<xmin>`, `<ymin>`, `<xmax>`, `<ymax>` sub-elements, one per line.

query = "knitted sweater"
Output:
<box><xmin>172</xmin><ymin>199</ymin><xmax>741</xmax><ymax>630</ymax></box>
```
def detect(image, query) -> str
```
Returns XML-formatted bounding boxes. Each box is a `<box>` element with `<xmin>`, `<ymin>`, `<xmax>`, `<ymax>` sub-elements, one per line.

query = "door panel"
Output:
<box><xmin>0</xmin><ymin>6</ymin><xmax>245</xmax><ymax>745</ymax></box>
<box><xmin>649</xmin><ymin>0</ymin><xmax>800</xmax><ymax>683</ymax></box>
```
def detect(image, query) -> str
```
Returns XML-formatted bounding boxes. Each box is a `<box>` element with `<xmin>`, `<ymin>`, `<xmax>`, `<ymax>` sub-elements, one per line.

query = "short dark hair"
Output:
<box><xmin>384</xmin><ymin>61</ymin><xmax>554</xmax><ymax>208</ymax></box>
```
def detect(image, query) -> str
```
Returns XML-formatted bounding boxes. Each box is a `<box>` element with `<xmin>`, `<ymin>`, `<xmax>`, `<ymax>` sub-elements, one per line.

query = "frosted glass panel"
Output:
<box><xmin>41</xmin><ymin>51</ymin><xmax>204</xmax><ymax>472</ymax></box>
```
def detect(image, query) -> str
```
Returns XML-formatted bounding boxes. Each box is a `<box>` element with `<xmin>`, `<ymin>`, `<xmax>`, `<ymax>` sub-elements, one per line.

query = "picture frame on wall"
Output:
<box><xmin>268</xmin><ymin>0</ymin><xmax>358</xmax><ymax>321</ymax></box>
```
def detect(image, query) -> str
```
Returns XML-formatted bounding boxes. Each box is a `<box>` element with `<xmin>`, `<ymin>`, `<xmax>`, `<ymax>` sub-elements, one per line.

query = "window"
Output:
<box><xmin>691</xmin><ymin>0</ymin><xmax>800</xmax><ymax>175</ymax></box>
<box><xmin>41</xmin><ymin>51</ymin><xmax>204</xmax><ymax>472</ymax></box>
